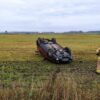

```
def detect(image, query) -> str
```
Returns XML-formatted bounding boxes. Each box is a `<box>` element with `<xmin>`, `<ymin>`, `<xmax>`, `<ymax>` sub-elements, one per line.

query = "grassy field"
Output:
<box><xmin>0</xmin><ymin>34</ymin><xmax>100</xmax><ymax>100</ymax></box>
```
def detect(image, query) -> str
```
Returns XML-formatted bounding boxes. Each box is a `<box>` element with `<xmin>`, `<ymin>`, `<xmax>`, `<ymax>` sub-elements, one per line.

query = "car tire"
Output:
<box><xmin>51</xmin><ymin>38</ymin><xmax>56</xmax><ymax>43</ymax></box>
<box><xmin>64</xmin><ymin>47</ymin><xmax>71</xmax><ymax>55</ymax></box>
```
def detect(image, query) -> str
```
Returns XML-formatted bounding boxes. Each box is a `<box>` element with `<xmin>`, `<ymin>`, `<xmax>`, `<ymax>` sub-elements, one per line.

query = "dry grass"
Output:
<box><xmin>0</xmin><ymin>72</ymin><xmax>99</xmax><ymax>100</ymax></box>
<box><xmin>0</xmin><ymin>34</ymin><xmax>100</xmax><ymax>100</ymax></box>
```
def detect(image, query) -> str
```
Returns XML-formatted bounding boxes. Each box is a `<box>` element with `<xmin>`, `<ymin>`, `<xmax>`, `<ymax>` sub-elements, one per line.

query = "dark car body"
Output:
<box><xmin>36</xmin><ymin>38</ymin><xmax>73</xmax><ymax>63</ymax></box>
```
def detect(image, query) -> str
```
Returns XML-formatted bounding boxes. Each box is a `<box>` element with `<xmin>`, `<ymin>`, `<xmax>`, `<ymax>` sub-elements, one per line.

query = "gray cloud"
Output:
<box><xmin>0</xmin><ymin>0</ymin><xmax>100</xmax><ymax>32</ymax></box>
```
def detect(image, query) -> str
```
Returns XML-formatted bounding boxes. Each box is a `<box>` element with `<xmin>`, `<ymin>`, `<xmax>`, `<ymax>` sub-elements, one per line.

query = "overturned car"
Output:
<box><xmin>36</xmin><ymin>38</ymin><xmax>73</xmax><ymax>63</ymax></box>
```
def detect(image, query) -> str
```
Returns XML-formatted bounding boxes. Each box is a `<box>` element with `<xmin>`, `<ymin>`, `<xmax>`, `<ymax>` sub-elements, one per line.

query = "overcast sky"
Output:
<box><xmin>0</xmin><ymin>0</ymin><xmax>100</xmax><ymax>32</ymax></box>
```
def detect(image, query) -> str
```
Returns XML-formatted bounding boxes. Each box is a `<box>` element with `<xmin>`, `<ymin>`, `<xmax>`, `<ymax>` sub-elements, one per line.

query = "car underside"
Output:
<box><xmin>36</xmin><ymin>38</ymin><xmax>73</xmax><ymax>63</ymax></box>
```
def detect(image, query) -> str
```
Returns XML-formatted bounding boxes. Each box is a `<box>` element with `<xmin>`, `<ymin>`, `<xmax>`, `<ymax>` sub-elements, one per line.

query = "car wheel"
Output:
<box><xmin>51</xmin><ymin>38</ymin><xmax>56</xmax><ymax>43</ymax></box>
<box><xmin>64</xmin><ymin>47</ymin><xmax>71</xmax><ymax>55</ymax></box>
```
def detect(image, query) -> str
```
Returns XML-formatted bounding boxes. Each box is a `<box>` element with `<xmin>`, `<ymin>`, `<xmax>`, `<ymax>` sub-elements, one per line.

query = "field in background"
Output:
<box><xmin>0</xmin><ymin>34</ymin><xmax>100</xmax><ymax>100</ymax></box>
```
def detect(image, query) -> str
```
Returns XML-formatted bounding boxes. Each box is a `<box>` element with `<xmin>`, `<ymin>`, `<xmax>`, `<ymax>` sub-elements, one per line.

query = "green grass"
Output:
<box><xmin>0</xmin><ymin>34</ymin><xmax>100</xmax><ymax>100</ymax></box>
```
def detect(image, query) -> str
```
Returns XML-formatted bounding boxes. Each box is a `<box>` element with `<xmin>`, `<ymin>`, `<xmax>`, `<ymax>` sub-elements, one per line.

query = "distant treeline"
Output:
<box><xmin>0</xmin><ymin>31</ymin><xmax>100</xmax><ymax>34</ymax></box>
